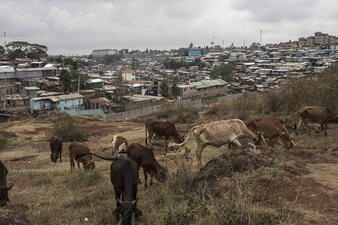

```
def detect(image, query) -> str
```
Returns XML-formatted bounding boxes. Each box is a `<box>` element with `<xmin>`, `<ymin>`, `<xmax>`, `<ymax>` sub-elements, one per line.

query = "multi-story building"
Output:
<box><xmin>92</xmin><ymin>49</ymin><xmax>119</xmax><ymax>57</ymax></box>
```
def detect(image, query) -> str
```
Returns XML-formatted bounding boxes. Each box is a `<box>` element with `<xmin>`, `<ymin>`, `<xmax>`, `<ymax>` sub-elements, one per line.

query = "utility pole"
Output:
<box><xmin>78</xmin><ymin>73</ymin><xmax>80</xmax><ymax>93</ymax></box>
<box><xmin>3</xmin><ymin>32</ymin><xmax>6</xmax><ymax>46</ymax></box>
<box><xmin>4</xmin><ymin>72</ymin><xmax>7</xmax><ymax>110</ymax></box>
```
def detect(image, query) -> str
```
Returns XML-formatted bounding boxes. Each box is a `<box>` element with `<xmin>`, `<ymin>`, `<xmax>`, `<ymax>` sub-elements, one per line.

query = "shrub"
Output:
<box><xmin>52</xmin><ymin>114</ymin><xmax>88</xmax><ymax>142</ymax></box>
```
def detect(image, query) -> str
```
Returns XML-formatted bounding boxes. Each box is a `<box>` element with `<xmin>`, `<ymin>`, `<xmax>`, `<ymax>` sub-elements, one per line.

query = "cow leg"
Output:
<box><xmin>296</xmin><ymin>118</ymin><xmax>303</xmax><ymax>135</ymax></box>
<box><xmin>196</xmin><ymin>143</ymin><xmax>206</xmax><ymax>166</ymax></box>
<box><xmin>70</xmin><ymin>158</ymin><xmax>75</xmax><ymax>171</ymax></box>
<box><xmin>231</xmin><ymin>139</ymin><xmax>242</xmax><ymax>149</ymax></box>
<box><xmin>148</xmin><ymin>131</ymin><xmax>153</xmax><ymax>147</ymax></box>
<box><xmin>323</xmin><ymin>122</ymin><xmax>328</xmax><ymax>136</ymax></box>
<box><xmin>113</xmin><ymin>192</ymin><xmax>121</xmax><ymax>224</ymax></box>
<box><xmin>143</xmin><ymin>168</ymin><xmax>148</xmax><ymax>188</ymax></box>
<box><xmin>59</xmin><ymin>152</ymin><xmax>62</xmax><ymax>162</ymax></box>
<box><xmin>76</xmin><ymin>161</ymin><xmax>81</xmax><ymax>169</ymax></box>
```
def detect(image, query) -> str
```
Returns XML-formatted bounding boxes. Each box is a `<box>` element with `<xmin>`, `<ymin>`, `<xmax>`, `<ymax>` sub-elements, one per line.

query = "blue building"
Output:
<box><xmin>188</xmin><ymin>48</ymin><xmax>202</xmax><ymax>57</ymax></box>
<box><xmin>30</xmin><ymin>93</ymin><xmax>83</xmax><ymax>114</ymax></box>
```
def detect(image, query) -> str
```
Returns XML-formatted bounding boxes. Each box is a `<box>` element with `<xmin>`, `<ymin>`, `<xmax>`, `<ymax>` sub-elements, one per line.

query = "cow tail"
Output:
<box><xmin>75</xmin><ymin>152</ymin><xmax>115</xmax><ymax>161</ymax></box>
<box><xmin>145</xmin><ymin>122</ymin><xmax>148</xmax><ymax>145</ymax></box>
<box><xmin>170</xmin><ymin>125</ymin><xmax>198</xmax><ymax>148</ymax></box>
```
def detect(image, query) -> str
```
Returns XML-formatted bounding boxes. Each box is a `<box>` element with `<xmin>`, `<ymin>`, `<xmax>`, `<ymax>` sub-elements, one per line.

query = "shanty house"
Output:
<box><xmin>30</xmin><ymin>93</ymin><xmax>83</xmax><ymax>114</ymax></box>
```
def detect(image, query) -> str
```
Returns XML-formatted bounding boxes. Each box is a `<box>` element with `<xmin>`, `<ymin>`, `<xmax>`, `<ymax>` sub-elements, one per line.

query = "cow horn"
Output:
<box><xmin>116</xmin><ymin>198</ymin><xmax>122</xmax><ymax>203</ymax></box>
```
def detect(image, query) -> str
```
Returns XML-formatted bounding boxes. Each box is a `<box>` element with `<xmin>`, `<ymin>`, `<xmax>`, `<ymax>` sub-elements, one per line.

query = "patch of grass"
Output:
<box><xmin>27</xmin><ymin>171</ymin><xmax>53</xmax><ymax>186</ymax></box>
<box><xmin>0</xmin><ymin>136</ymin><xmax>8</xmax><ymax>151</ymax></box>
<box><xmin>63</xmin><ymin>170</ymin><xmax>103</xmax><ymax>190</ymax></box>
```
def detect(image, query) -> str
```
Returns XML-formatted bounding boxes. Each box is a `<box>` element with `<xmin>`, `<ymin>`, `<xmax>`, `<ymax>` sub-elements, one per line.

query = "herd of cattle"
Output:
<box><xmin>1</xmin><ymin>105</ymin><xmax>337</xmax><ymax>224</ymax></box>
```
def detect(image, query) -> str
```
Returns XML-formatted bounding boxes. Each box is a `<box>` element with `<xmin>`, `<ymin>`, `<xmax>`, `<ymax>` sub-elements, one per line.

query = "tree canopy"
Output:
<box><xmin>5</xmin><ymin>41</ymin><xmax>48</xmax><ymax>60</ymax></box>
<box><xmin>160</xmin><ymin>80</ymin><xmax>169</xmax><ymax>97</ymax></box>
<box><xmin>210</xmin><ymin>63</ymin><xmax>235</xmax><ymax>82</ymax></box>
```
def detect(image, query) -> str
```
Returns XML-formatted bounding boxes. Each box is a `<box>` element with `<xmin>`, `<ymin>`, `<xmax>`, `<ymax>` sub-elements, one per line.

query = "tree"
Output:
<box><xmin>59</xmin><ymin>69</ymin><xmax>72</xmax><ymax>93</ymax></box>
<box><xmin>171</xmin><ymin>76</ymin><xmax>180</xmax><ymax>98</ymax></box>
<box><xmin>189</xmin><ymin>43</ymin><xmax>194</xmax><ymax>48</ymax></box>
<box><xmin>210</xmin><ymin>63</ymin><xmax>235</xmax><ymax>82</ymax></box>
<box><xmin>0</xmin><ymin>45</ymin><xmax>4</xmax><ymax>55</ymax></box>
<box><xmin>6</xmin><ymin>41</ymin><xmax>48</xmax><ymax>60</ymax></box>
<box><xmin>160</xmin><ymin>80</ymin><xmax>169</xmax><ymax>97</ymax></box>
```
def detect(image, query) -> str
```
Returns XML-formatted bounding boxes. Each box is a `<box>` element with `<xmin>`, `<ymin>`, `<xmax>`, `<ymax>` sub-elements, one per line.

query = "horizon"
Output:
<box><xmin>1</xmin><ymin>0</ymin><xmax>337</xmax><ymax>55</ymax></box>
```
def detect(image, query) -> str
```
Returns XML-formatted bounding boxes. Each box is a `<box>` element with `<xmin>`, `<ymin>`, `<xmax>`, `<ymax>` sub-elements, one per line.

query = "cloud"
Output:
<box><xmin>0</xmin><ymin>0</ymin><xmax>336</xmax><ymax>55</ymax></box>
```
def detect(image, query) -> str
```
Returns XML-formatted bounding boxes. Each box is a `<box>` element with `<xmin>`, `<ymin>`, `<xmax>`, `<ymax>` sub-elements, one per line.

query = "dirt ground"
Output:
<box><xmin>0</xmin><ymin>116</ymin><xmax>337</xmax><ymax>225</ymax></box>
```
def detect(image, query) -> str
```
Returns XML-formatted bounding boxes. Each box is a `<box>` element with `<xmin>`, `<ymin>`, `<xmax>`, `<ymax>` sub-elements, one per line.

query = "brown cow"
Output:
<box><xmin>111</xmin><ymin>135</ymin><xmax>128</xmax><ymax>157</ymax></box>
<box><xmin>68</xmin><ymin>142</ymin><xmax>95</xmax><ymax>171</ymax></box>
<box><xmin>296</xmin><ymin>106</ymin><xmax>338</xmax><ymax>136</ymax></box>
<box><xmin>145</xmin><ymin>119</ymin><xmax>184</xmax><ymax>153</ymax></box>
<box><xmin>0</xmin><ymin>160</ymin><xmax>12</xmax><ymax>207</ymax></box>
<box><xmin>169</xmin><ymin>119</ymin><xmax>265</xmax><ymax>165</ymax></box>
<box><xmin>127</xmin><ymin>143</ymin><xmax>168</xmax><ymax>188</ymax></box>
<box><xmin>244</xmin><ymin>115</ymin><xmax>294</xmax><ymax>149</ymax></box>
<box><xmin>50</xmin><ymin>135</ymin><xmax>63</xmax><ymax>163</ymax></box>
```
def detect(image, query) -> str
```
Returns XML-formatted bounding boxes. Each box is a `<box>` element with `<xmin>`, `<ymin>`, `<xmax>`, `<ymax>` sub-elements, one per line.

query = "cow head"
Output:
<box><xmin>50</xmin><ymin>152</ymin><xmax>58</xmax><ymax>163</ymax></box>
<box><xmin>278</xmin><ymin>126</ymin><xmax>294</xmax><ymax>149</ymax></box>
<box><xmin>155</xmin><ymin>167</ymin><xmax>168</xmax><ymax>182</ymax></box>
<box><xmin>0</xmin><ymin>186</ymin><xmax>12</xmax><ymax>207</ymax></box>
<box><xmin>117</xmin><ymin>198</ymin><xmax>139</xmax><ymax>225</ymax></box>
<box><xmin>84</xmin><ymin>161</ymin><xmax>95</xmax><ymax>170</ymax></box>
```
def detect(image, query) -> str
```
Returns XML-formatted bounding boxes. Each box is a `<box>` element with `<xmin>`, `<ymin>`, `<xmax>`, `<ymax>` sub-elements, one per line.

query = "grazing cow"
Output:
<box><xmin>127</xmin><ymin>143</ymin><xmax>168</xmax><ymax>188</ymax></box>
<box><xmin>296</xmin><ymin>106</ymin><xmax>338</xmax><ymax>136</ymax></box>
<box><xmin>0</xmin><ymin>160</ymin><xmax>12</xmax><ymax>207</ymax></box>
<box><xmin>75</xmin><ymin>152</ymin><xmax>141</xmax><ymax>225</ymax></box>
<box><xmin>145</xmin><ymin>119</ymin><xmax>184</xmax><ymax>153</ymax></box>
<box><xmin>168</xmin><ymin>119</ymin><xmax>264</xmax><ymax>165</ymax></box>
<box><xmin>111</xmin><ymin>136</ymin><xmax>128</xmax><ymax>157</ymax></box>
<box><xmin>68</xmin><ymin>142</ymin><xmax>95</xmax><ymax>171</ymax></box>
<box><xmin>244</xmin><ymin>115</ymin><xmax>294</xmax><ymax>149</ymax></box>
<box><xmin>49</xmin><ymin>135</ymin><xmax>63</xmax><ymax>163</ymax></box>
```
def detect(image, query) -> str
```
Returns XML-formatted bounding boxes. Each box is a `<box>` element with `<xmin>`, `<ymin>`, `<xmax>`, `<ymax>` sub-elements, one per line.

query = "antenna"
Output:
<box><xmin>260</xmin><ymin>29</ymin><xmax>263</xmax><ymax>44</ymax></box>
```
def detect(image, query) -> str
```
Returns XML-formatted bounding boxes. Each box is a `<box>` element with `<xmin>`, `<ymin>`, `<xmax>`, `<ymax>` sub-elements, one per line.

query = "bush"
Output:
<box><xmin>52</xmin><ymin>114</ymin><xmax>88</xmax><ymax>142</ymax></box>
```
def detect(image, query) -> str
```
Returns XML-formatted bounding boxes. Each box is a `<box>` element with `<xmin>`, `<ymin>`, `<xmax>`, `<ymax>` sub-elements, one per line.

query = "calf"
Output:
<box><xmin>0</xmin><ymin>160</ymin><xmax>12</xmax><ymax>207</ymax></box>
<box><xmin>296</xmin><ymin>106</ymin><xmax>338</xmax><ymax>136</ymax></box>
<box><xmin>68</xmin><ymin>142</ymin><xmax>95</xmax><ymax>171</ymax></box>
<box><xmin>50</xmin><ymin>135</ymin><xmax>63</xmax><ymax>163</ymax></box>
<box><xmin>169</xmin><ymin>119</ymin><xmax>264</xmax><ymax>165</ymax></box>
<box><xmin>75</xmin><ymin>153</ymin><xmax>141</xmax><ymax>225</ymax></box>
<box><xmin>145</xmin><ymin>119</ymin><xmax>184</xmax><ymax>153</ymax></box>
<box><xmin>111</xmin><ymin>135</ymin><xmax>128</xmax><ymax>157</ymax></box>
<box><xmin>244</xmin><ymin>115</ymin><xmax>294</xmax><ymax>149</ymax></box>
<box><xmin>127</xmin><ymin>143</ymin><xmax>168</xmax><ymax>188</ymax></box>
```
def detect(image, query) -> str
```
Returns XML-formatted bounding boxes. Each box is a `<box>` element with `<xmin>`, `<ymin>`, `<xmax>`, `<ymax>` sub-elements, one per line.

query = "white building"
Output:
<box><xmin>92</xmin><ymin>49</ymin><xmax>119</xmax><ymax>57</ymax></box>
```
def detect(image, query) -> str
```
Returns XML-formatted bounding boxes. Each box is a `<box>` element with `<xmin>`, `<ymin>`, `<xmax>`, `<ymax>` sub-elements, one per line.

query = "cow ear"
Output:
<box><xmin>7</xmin><ymin>185</ymin><xmax>13</xmax><ymax>191</ymax></box>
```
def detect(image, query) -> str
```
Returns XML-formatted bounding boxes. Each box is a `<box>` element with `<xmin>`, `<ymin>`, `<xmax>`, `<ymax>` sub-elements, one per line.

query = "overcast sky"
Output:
<box><xmin>1</xmin><ymin>0</ymin><xmax>337</xmax><ymax>55</ymax></box>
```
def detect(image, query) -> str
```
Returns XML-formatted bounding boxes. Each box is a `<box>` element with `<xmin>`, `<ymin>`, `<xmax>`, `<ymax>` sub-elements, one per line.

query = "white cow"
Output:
<box><xmin>168</xmin><ymin>119</ymin><xmax>264</xmax><ymax>165</ymax></box>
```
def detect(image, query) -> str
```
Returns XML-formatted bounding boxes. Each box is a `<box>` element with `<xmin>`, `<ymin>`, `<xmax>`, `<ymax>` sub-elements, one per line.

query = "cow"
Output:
<box><xmin>168</xmin><ymin>119</ymin><xmax>265</xmax><ymax>165</ymax></box>
<box><xmin>68</xmin><ymin>142</ymin><xmax>95</xmax><ymax>171</ymax></box>
<box><xmin>0</xmin><ymin>160</ymin><xmax>12</xmax><ymax>207</ymax></box>
<box><xmin>244</xmin><ymin>115</ymin><xmax>294</xmax><ymax>149</ymax></box>
<box><xmin>145</xmin><ymin>119</ymin><xmax>184</xmax><ymax>154</ymax></box>
<box><xmin>127</xmin><ymin>143</ymin><xmax>168</xmax><ymax>188</ymax></box>
<box><xmin>50</xmin><ymin>135</ymin><xmax>63</xmax><ymax>163</ymax></box>
<box><xmin>296</xmin><ymin>106</ymin><xmax>338</xmax><ymax>136</ymax></box>
<box><xmin>111</xmin><ymin>136</ymin><xmax>128</xmax><ymax>157</ymax></box>
<box><xmin>75</xmin><ymin>152</ymin><xmax>141</xmax><ymax>225</ymax></box>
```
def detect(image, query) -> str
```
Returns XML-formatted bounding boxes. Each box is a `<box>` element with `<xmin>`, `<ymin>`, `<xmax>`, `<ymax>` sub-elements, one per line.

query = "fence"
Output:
<box><xmin>106</xmin><ymin>99</ymin><xmax>203</xmax><ymax>121</ymax></box>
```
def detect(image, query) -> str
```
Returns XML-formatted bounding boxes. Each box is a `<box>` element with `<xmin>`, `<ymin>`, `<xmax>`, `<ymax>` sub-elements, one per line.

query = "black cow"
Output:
<box><xmin>75</xmin><ymin>153</ymin><xmax>141</xmax><ymax>225</ymax></box>
<box><xmin>0</xmin><ymin>160</ymin><xmax>12</xmax><ymax>207</ymax></box>
<box><xmin>50</xmin><ymin>135</ymin><xmax>63</xmax><ymax>163</ymax></box>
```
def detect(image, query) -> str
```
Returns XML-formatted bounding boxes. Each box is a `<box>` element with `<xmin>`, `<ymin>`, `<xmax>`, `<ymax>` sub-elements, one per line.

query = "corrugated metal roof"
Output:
<box><xmin>49</xmin><ymin>93</ymin><xmax>83</xmax><ymax>102</ymax></box>
<box><xmin>0</xmin><ymin>66</ymin><xmax>15</xmax><ymax>73</ymax></box>
<box><xmin>189</xmin><ymin>79</ymin><xmax>227</xmax><ymax>89</ymax></box>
